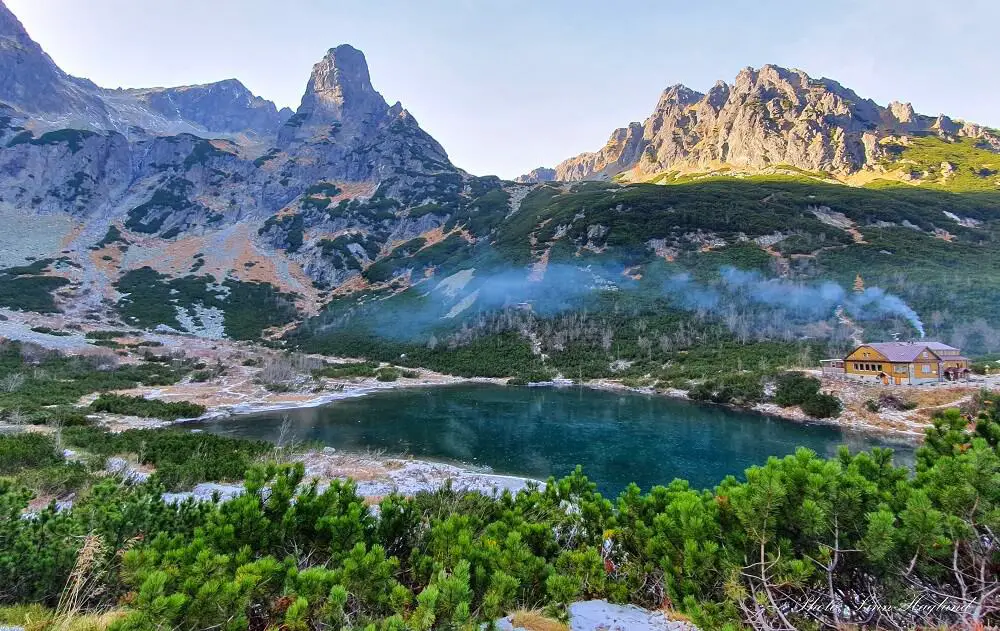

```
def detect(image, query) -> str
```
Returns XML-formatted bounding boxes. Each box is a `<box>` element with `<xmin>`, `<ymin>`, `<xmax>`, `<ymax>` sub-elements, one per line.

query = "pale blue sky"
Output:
<box><xmin>7</xmin><ymin>0</ymin><xmax>999</xmax><ymax>178</ymax></box>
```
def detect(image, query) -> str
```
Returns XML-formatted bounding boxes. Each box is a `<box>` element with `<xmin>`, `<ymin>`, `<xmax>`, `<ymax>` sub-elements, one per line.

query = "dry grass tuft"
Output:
<box><xmin>509</xmin><ymin>609</ymin><xmax>569</xmax><ymax>631</ymax></box>
<box><xmin>53</xmin><ymin>534</ymin><xmax>108</xmax><ymax>631</ymax></box>
<box><xmin>36</xmin><ymin>610</ymin><xmax>124</xmax><ymax>631</ymax></box>
<box><xmin>0</xmin><ymin>604</ymin><xmax>124</xmax><ymax>631</ymax></box>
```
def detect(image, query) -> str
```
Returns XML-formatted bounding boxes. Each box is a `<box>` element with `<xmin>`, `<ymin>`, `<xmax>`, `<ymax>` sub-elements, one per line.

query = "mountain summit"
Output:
<box><xmin>519</xmin><ymin>64</ymin><xmax>1000</xmax><ymax>182</ymax></box>
<box><xmin>278</xmin><ymin>44</ymin><xmax>392</xmax><ymax>144</ymax></box>
<box><xmin>277</xmin><ymin>43</ymin><xmax>453</xmax><ymax>183</ymax></box>
<box><xmin>302</xmin><ymin>45</ymin><xmax>387</xmax><ymax>124</ymax></box>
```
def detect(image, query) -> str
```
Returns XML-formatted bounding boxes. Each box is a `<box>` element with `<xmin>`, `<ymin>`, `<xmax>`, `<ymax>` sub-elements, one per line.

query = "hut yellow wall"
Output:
<box><xmin>844</xmin><ymin>346</ymin><xmax>889</xmax><ymax>376</ymax></box>
<box><xmin>911</xmin><ymin>361</ymin><xmax>939</xmax><ymax>378</ymax></box>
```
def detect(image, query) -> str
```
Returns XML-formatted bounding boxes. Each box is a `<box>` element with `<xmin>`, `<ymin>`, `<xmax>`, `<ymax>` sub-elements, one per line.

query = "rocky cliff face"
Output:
<box><xmin>521</xmin><ymin>65</ymin><xmax>1000</xmax><ymax>182</ymax></box>
<box><xmin>0</xmin><ymin>1</ymin><xmax>108</xmax><ymax>125</ymax></box>
<box><xmin>0</xmin><ymin>38</ymin><xmax>463</xmax><ymax>231</ymax></box>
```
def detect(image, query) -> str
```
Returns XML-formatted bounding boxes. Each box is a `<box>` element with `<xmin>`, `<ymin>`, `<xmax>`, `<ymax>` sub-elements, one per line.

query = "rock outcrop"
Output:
<box><xmin>529</xmin><ymin>65</ymin><xmax>1000</xmax><ymax>181</ymax></box>
<box><xmin>514</xmin><ymin>166</ymin><xmax>556</xmax><ymax>184</ymax></box>
<box><xmin>495</xmin><ymin>600</ymin><xmax>698</xmax><ymax>631</ymax></box>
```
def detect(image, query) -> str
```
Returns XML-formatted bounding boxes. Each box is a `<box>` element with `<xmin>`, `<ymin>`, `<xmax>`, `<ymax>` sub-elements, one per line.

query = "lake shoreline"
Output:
<box><xmin>118</xmin><ymin>369</ymin><xmax>929</xmax><ymax>445</ymax></box>
<box><xmin>179</xmin><ymin>379</ymin><xmax>919</xmax><ymax>495</ymax></box>
<box><xmin>0</xmin><ymin>308</ymin><xmax>954</xmax><ymax>445</ymax></box>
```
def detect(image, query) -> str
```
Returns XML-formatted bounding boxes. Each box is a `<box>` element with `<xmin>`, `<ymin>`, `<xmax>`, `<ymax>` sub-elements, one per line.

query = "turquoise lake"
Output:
<box><xmin>186</xmin><ymin>384</ymin><xmax>915</xmax><ymax>495</ymax></box>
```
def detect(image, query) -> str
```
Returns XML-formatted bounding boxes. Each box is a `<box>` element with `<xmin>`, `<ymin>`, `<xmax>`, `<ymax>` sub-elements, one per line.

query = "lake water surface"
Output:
<box><xmin>187</xmin><ymin>384</ymin><xmax>915</xmax><ymax>495</ymax></box>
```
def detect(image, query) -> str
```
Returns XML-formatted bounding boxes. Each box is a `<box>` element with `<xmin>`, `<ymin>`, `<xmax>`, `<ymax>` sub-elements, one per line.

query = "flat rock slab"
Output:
<box><xmin>494</xmin><ymin>601</ymin><xmax>697</xmax><ymax>631</ymax></box>
<box><xmin>162</xmin><ymin>482</ymin><xmax>245</xmax><ymax>504</ymax></box>
<box><xmin>569</xmin><ymin>601</ymin><xmax>695</xmax><ymax>631</ymax></box>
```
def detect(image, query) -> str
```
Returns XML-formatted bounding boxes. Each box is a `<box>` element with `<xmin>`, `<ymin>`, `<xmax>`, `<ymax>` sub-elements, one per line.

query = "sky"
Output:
<box><xmin>7</xmin><ymin>0</ymin><xmax>999</xmax><ymax>179</ymax></box>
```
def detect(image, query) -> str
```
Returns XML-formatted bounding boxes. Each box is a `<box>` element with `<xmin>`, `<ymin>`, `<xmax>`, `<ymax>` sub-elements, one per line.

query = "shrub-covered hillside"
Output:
<box><xmin>289</xmin><ymin>176</ymin><xmax>1000</xmax><ymax>386</ymax></box>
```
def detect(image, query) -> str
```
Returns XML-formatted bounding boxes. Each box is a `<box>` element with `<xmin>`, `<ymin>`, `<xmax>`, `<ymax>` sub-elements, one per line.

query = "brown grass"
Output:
<box><xmin>33</xmin><ymin>610</ymin><xmax>124</xmax><ymax>631</ymax></box>
<box><xmin>332</xmin><ymin>274</ymin><xmax>370</xmax><ymax>295</ymax></box>
<box><xmin>509</xmin><ymin>609</ymin><xmax>568</xmax><ymax>631</ymax></box>
<box><xmin>908</xmin><ymin>387</ymin><xmax>973</xmax><ymax>409</ymax></box>
<box><xmin>418</xmin><ymin>226</ymin><xmax>447</xmax><ymax>248</ymax></box>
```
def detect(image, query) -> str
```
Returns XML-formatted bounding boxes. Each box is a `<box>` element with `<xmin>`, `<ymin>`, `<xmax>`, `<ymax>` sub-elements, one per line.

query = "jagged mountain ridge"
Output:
<box><xmin>0</xmin><ymin>1</ymin><xmax>287</xmax><ymax>139</ymax></box>
<box><xmin>518</xmin><ymin>65</ymin><xmax>1000</xmax><ymax>183</ymax></box>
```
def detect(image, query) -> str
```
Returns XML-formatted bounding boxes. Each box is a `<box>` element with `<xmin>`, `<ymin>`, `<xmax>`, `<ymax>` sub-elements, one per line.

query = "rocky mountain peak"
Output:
<box><xmin>316</xmin><ymin>45</ymin><xmax>374</xmax><ymax>91</ymax></box>
<box><xmin>300</xmin><ymin>44</ymin><xmax>388</xmax><ymax>124</ymax></box>
<box><xmin>515</xmin><ymin>167</ymin><xmax>556</xmax><ymax>184</ymax></box>
<box><xmin>0</xmin><ymin>1</ymin><xmax>289</xmax><ymax>138</ymax></box>
<box><xmin>656</xmin><ymin>84</ymin><xmax>703</xmax><ymax>108</ymax></box>
<box><xmin>933</xmin><ymin>114</ymin><xmax>960</xmax><ymax>135</ymax></box>
<box><xmin>126</xmin><ymin>78</ymin><xmax>289</xmax><ymax>137</ymax></box>
<box><xmin>273</xmin><ymin>43</ymin><xmax>453</xmax><ymax>185</ymax></box>
<box><xmin>705</xmin><ymin>80</ymin><xmax>730</xmax><ymax>109</ymax></box>
<box><xmin>731</xmin><ymin>64</ymin><xmax>808</xmax><ymax>108</ymax></box>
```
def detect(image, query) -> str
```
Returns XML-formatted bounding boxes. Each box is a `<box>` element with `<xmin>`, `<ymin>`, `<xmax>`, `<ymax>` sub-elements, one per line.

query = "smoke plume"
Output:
<box><xmin>668</xmin><ymin>267</ymin><xmax>925</xmax><ymax>337</ymax></box>
<box><xmin>306</xmin><ymin>260</ymin><xmax>925</xmax><ymax>343</ymax></box>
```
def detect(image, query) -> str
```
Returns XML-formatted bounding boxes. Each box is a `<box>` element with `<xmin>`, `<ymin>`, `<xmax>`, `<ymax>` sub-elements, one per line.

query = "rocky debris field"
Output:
<box><xmin>133</xmin><ymin>447</ymin><xmax>540</xmax><ymax>506</ymax></box>
<box><xmin>0</xmin><ymin>317</ymin><xmax>94</xmax><ymax>352</ymax></box>
<box><xmin>298</xmin><ymin>448</ymin><xmax>538</xmax><ymax>498</ymax></box>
